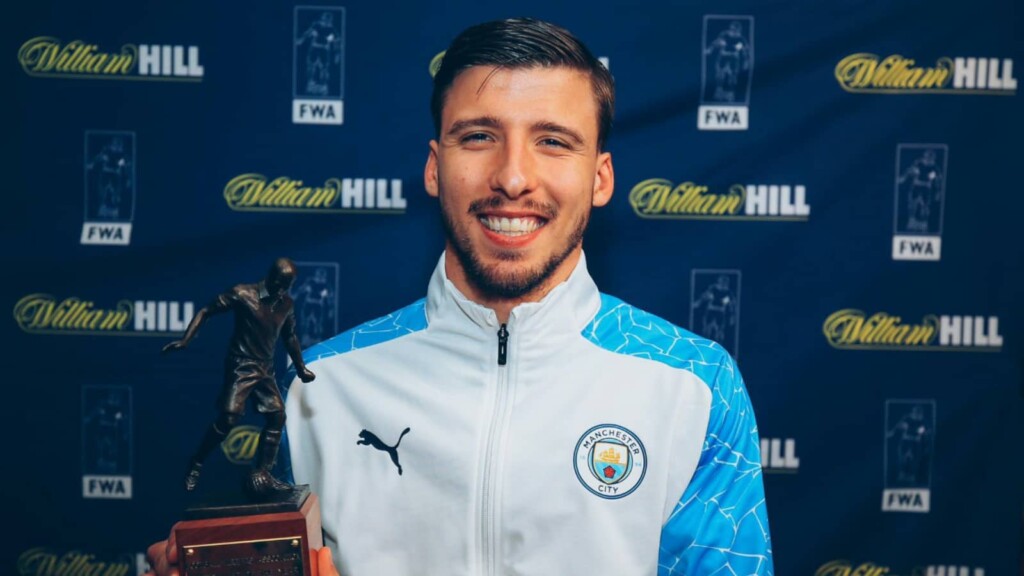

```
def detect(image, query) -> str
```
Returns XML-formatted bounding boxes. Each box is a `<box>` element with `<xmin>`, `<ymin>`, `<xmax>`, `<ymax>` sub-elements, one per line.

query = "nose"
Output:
<box><xmin>490</xmin><ymin>137</ymin><xmax>536</xmax><ymax>199</ymax></box>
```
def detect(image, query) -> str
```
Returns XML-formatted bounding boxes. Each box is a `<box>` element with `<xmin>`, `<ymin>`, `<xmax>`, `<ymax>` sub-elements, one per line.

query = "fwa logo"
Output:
<box><xmin>293</xmin><ymin>7</ymin><xmax>346</xmax><ymax>125</ymax></box>
<box><xmin>629</xmin><ymin>180</ymin><xmax>809</xmax><ymax>220</ymax></box>
<box><xmin>893</xmin><ymin>144</ymin><xmax>947</xmax><ymax>261</ymax></box>
<box><xmin>690</xmin><ymin>270</ymin><xmax>741</xmax><ymax>358</ymax></box>
<box><xmin>224</xmin><ymin>174</ymin><xmax>406</xmax><ymax>213</ymax></box>
<box><xmin>883</xmin><ymin>400</ymin><xmax>935</xmax><ymax>513</ymax></box>
<box><xmin>82</xmin><ymin>131</ymin><xmax>135</xmax><ymax>245</ymax></box>
<box><xmin>19</xmin><ymin>37</ymin><xmax>202</xmax><ymax>81</ymax></box>
<box><xmin>823</xmin><ymin>310</ymin><xmax>1003</xmax><ymax>351</ymax></box>
<box><xmin>16</xmin><ymin>548</ymin><xmax>134</xmax><ymax>576</ymax></box>
<box><xmin>760</xmin><ymin>437</ymin><xmax>799</xmax><ymax>473</ymax></box>
<box><xmin>222</xmin><ymin>425</ymin><xmax>260</xmax><ymax>465</ymax></box>
<box><xmin>292</xmin><ymin>262</ymin><xmax>339</xmax><ymax>349</ymax></box>
<box><xmin>836</xmin><ymin>54</ymin><xmax>1016</xmax><ymax>94</ymax></box>
<box><xmin>82</xmin><ymin>386</ymin><xmax>132</xmax><ymax>499</ymax></box>
<box><xmin>14</xmin><ymin>295</ymin><xmax>194</xmax><ymax>336</ymax></box>
<box><xmin>574</xmin><ymin>424</ymin><xmax>647</xmax><ymax>499</ymax></box>
<box><xmin>699</xmin><ymin>15</ymin><xmax>754</xmax><ymax>130</ymax></box>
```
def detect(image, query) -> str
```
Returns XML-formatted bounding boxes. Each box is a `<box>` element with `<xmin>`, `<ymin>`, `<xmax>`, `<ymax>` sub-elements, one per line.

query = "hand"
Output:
<box><xmin>162</xmin><ymin>340</ymin><xmax>187</xmax><ymax>354</ymax></box>
<box><xmin>312</xmin><ymin>547</ymin><xmax>339</xmax><ymax>576</ymax></box>
<box><xmin>143</xmin><ymin>524</ymin><xmax>180</xmax><ymax>576</ymax></box>
<box><xmin>298</xmin><ymin>367</ymin><xmax>316</xmax><ymax>383</ymax></box>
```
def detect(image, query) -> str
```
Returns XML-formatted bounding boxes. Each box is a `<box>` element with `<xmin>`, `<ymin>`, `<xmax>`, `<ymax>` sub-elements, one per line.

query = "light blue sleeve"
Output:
<box><xmin>658</xmin><ymin>353</ymin><xmax>773</xmax><ymax>576</ymax></box>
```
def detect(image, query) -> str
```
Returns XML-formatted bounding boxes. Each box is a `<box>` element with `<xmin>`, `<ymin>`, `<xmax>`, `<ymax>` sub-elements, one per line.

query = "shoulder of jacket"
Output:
<box><xmin>582</xmin><ymin>293</ymin><xmax>735</xmax><ymax>389</ymax></box>
<box><xmin>303</xmin><ymin>298</ymin><xmax>428</xmax><ymax>365</ymax></box>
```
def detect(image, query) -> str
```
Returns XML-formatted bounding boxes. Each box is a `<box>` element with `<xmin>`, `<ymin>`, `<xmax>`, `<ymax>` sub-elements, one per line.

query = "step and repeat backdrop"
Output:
<box><xmin>7</xmin><ymin>1</ymin><xmax>1022</xmax><ymax>575</ymax></box>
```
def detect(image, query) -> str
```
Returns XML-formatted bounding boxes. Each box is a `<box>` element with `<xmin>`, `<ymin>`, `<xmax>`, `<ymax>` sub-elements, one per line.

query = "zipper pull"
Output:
<box><xmin>497</xmin><ymin>323</ymin><xmax>509</xmax><ymax>366</ymax></box>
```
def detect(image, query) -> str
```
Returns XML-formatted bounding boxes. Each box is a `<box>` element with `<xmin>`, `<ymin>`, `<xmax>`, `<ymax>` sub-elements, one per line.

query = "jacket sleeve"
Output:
<box><xmin>658</xmin><ymin>353</ymin><xmax>773</xmax><ymax>575</ymax></box>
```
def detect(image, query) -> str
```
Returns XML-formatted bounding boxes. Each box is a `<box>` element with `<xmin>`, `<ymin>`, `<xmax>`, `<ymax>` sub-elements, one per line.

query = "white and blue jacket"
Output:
<box><xmin>285</xmin><ymin>253</ymin><xmax>773</xmax><ymax>575</ymax></box>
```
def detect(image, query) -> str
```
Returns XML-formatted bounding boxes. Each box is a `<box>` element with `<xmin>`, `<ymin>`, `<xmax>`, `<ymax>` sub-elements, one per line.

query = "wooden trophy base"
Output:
<box><xmin>174</xmin><ymin>485</ymin><xmax>323</xmax><ymax>576</ymax></box>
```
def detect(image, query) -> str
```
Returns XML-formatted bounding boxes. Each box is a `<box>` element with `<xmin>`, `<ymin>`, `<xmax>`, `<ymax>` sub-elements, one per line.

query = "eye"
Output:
<box><xmin>460</xmin><ymin>132</ymin><xmax>493</xmax><ymax>144</ymax></box>
<box><xmin>539</xmin><ymin>137</ymin><xmax>569</xmax><ymax>149</ymax></box>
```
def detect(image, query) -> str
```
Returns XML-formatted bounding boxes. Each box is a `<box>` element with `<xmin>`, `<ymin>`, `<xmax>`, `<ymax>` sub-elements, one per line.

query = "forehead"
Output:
<box><xmin>442</xmin><ymin>66</ymin><xmax>598</xmax><ymax>134</ymax></box>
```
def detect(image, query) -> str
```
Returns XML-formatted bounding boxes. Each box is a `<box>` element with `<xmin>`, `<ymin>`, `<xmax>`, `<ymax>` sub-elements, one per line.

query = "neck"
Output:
<box><xmin>444</xmin><ymin>248</ymin><xmax>582</xmax><ymax>324</ymax></box>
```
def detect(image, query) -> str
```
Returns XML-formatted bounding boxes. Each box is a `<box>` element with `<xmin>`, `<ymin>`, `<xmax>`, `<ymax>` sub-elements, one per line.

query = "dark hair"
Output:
<box><xmin>431</xmin><ymin>18</ymin><xmax>614</xmax><ymax>151</ymax></box>
<box><xmin>268</xmin><ymin>257</ymin><xmax>297</xmax><ymax>280</ymax></box>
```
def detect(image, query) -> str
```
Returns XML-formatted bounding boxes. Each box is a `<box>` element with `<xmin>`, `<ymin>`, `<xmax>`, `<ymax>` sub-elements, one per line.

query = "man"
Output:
<box><xmin>704</xmin><ymin>20</ymin><xmax>751</xmax><ymax>103</ymax></box>
<box><xmin>148</xmin><ymin>18</ymin><xmax>772</xmax><ymax>576</ymax></box>
<box><xmin>162</xmin><ymin>257</ymin><xmax>316</xmax><ymax>496</ymax></box>
<box><xmin>898</xmin><ymin>148</ymin><xmax>943</xmax><ymax>233</ymax></box>
<box><xmin>693</xmin><ymin>274</ymin><xmax>738</xmax><ymax>344</ymax></box>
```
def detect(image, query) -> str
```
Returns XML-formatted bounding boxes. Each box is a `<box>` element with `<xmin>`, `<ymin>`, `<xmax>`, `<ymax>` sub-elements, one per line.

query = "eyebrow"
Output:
<box><xmin>446</xmin><ymin>116</ymin><xmax>587</xmax><ymax>147</ymax></box>
<box><xmin>533</xmin><ymin>121</ymin><xmax>585</xmax><ymax>147</ymax></box>
<box><xmin>446</xmin><ymin>116</ymin><xmax>502</xmax><ymax>137</ymax></box>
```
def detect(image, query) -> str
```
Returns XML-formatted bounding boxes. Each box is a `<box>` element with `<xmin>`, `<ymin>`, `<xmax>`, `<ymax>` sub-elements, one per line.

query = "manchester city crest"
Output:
<box><xmin>574</xmin><ymin>424</ymin><xmax>647</xmax><ymax>499</ymax></box>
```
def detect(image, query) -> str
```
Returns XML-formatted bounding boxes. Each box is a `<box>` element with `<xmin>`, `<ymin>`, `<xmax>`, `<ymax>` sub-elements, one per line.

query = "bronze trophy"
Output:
<box><xmin>162</xmin><ymin>258</ymin><xmax>322</xmax><ymax>576</ymax></box>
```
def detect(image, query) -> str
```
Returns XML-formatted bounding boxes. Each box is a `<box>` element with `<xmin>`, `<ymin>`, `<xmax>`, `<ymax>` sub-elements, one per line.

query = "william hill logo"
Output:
<box><xmin>17</xmin><ymin>548</ymin><xmax>130</xmax><ymax>576</ymax></box>
<box><xmin>815</xmin><ymin>560</ymin><xmax>984</xmax><ymax>576</ymax></box>
<box><xmin>629</xmin><ymin>179</ymin><xmax>809</xmax><ymax>220</ymax></box>
<box><xmin>823</xmin><ymin>310</ymin><xmax>1003</xmax><ymax>351</ymax></box>
<box><xmin>835</xmin><ymin>54</ymin><xmax>1016</xmax><ymax>94</ymax></box>
<box><xmin>224</xmin><ymin>174</ymin><xmax>407</xmax><ymax>213</ymax></box>
<box><xmin>429</xmin><ymin>51</ymin><xmax>445</xmax><ymax>78</ymax></box>
<box><xmin>14</xmin><ymin>295</ymin><xmax>194</xmax><ymax>336</ymax></box>
<box><xmin>760</xmin><ymin>438</ymin><xmax>799</xmax><ymax>473</ymax></box>
<box><xmin>816</xmin><ymin>560</ymin><xmax>891</xmax><ymax>576</ymax></box>
<box><xmin>222</xmin><ymin>425</ymin><xmax>260</xmax><ymax>464</ymax></box>
<box><xmin>19</xmin><ymin>37</ymin><xmax>203</xmax><ymax>81</ymax></box>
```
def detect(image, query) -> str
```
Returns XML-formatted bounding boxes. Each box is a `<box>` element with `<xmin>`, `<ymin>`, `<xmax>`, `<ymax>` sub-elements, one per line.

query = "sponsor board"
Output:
<box><xmin>19</xmin><ymin>37</ymin><xmax>203</xmax><ymax>81</ymax></box>
<box><xmin>82</xmin><ymin>131</ymin><xmax>135</xmax><ymax>245</ymax></box>
<box><xmin>836</xmin><ymin>54</ymin><xmax>1016</xmax><ymax>94</ymax></box>
<box><xmin>82</xmin><ymin>386</ymin><xmax>132</xmax><ymax>499</ymax></box>
<box><xmin>699</xmin><ymin>15</ymin><xmax>754</xmax><ymax>130</ymax></box>
<box><xmin>823</xmin><ymin>310</ymin><xmax>1003</xmax><ymax>352</ymax></box>
<box><xmin>15</xmin><ymin>295</ymin><xmax>194</xmax><ymax>336</ymax></box>
<box><xmin>293</xmin><ymin>7</ymin><xmax>346</xmax><ymax>124</ymax></box>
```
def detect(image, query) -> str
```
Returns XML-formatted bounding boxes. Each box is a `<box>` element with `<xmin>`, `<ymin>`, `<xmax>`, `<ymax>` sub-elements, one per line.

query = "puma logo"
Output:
<box><xmin>357</xmin><ymin>427</ymin><xmax>411</xmax><ymax>475</ymax></box>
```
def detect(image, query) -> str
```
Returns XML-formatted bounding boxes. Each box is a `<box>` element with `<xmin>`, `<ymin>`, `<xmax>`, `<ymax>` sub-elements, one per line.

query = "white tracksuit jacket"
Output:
<box><xmin>284</xmin><ymin>253</ymin><xmax>773</xmax><ymax>575</ymax></box>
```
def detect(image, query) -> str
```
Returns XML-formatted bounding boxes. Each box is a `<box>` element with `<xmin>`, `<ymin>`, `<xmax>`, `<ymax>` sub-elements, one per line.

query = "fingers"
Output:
<box><xmin>317</xmin><ymin>547</ymin><xmax>337</xmax><ymax>576</ymax></box>
<box><xmin>144</xmin><ymin>524</ymin><xmax>182</xmax><ymax>576</ymax></box>
<box><xmin>145</xmin><ymin>539</ymin><xmax>177</xmax><ymax>576</ymax></box>
<box><xmin>167</xmin><ymin>524</ymin><xmax>179</xmax><ymax>564</ymax></box>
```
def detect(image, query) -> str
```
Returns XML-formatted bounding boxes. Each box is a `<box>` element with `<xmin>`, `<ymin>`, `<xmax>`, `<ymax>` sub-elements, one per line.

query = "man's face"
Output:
<box><xmin>267</xmin><ymin>273</ymin><xmax>295</xmax><ymax>298</ymax></box>
<box><xmin>425</xmin><ymin>65</ymin><xmax>613</xmax><ymax>302</ymax></box>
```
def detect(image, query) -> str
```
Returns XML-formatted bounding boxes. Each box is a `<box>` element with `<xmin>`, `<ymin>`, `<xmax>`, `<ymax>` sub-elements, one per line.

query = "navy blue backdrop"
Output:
<box><xmin>7</xmin><ymin>2</ymin><xmax>1023</xmax><ymax>575</ymax></box>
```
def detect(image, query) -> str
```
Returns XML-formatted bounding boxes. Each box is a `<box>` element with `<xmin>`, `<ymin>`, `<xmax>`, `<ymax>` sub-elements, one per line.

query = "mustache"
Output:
<box><xmin>467</xmin><ymin>196</ymin><xmax>558</xmax><ymax>219</ymax></box>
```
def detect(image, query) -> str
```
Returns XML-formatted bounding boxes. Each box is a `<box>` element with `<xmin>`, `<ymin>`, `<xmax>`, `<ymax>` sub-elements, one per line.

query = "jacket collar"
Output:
<box><xmin>425</xmin><ymin>251</ymin><xmax>602</xmax><ymax>336</ymax></box>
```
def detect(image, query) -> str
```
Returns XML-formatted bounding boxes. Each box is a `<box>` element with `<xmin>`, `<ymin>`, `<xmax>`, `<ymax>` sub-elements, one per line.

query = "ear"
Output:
<box><xmin>424</xmin><ymin>140</ymin><xmax>440</xmax><ymax>198</ymax></box>
<box><xmin>591</xmin><ymin>151</ymin><xmax>614</xmax><ymax>207</ymax></box>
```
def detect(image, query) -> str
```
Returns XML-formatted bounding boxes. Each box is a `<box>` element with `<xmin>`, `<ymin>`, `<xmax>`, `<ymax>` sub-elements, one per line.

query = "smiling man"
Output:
<box><xmin>147</xmin><ymin>17</ymin><xmax>772</xmax><ymax>576</ymax></box>
<box><xmin>426</xmin><ymin>62</ymin><xmax>613</xmax><ymax>319</ymax></box>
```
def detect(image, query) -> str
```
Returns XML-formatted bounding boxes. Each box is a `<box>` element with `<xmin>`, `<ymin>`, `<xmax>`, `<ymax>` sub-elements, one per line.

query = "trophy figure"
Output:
<box><xmin>162</xmin><ymin>257</ymin><xmax>322</xmax><ymax>576</ymax></box>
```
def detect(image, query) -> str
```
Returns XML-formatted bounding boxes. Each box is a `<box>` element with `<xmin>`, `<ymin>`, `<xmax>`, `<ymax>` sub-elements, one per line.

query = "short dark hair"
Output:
<box><xmin>431</xmin><ymin>18</ymin><xmax>614</xmax><ymax>151</ymax></box>
<box><xmin>268</xmin><ymin>257</ymin><xmax>297</xmax><ymax>280</ymax></box>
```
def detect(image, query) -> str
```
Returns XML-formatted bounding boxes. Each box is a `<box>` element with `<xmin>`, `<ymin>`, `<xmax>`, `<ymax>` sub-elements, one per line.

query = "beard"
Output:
<box><xmin>440</xmin><ymin>195</ymin><xmax>589</xmax><ymax>300</ymax></box>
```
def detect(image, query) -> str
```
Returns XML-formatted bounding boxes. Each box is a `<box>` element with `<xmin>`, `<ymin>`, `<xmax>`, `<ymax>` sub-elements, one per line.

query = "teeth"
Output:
<box><xmin>481</xmin><ymin>216</ymin><xmax>542</xmax><ymax>236</ymax></box>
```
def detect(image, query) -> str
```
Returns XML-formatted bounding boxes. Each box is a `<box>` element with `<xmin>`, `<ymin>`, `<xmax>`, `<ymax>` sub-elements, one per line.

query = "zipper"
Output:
<box><xmin>480</xmin><ymin>323</ymin><xmax>512</xmax><ymax>575</ymax></box>
<box><xmin>497</xmin><ymin>324</ymin><xmax>509</xmax><ymax>366</ymax></box>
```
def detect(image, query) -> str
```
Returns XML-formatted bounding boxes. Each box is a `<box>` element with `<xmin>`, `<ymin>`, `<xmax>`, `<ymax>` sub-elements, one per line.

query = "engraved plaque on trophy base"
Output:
<box><xmin>175</xmin><ymin>485</ymin><xmax>322</xmax><ymax>576</ymax></box>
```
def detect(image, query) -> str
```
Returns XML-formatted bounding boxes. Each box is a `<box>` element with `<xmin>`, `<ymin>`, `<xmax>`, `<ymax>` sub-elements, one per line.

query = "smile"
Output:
<box><xmin>479</xmin><ymin>216</ymin><xmax>545</xmax><ymax>237</ymax></box>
